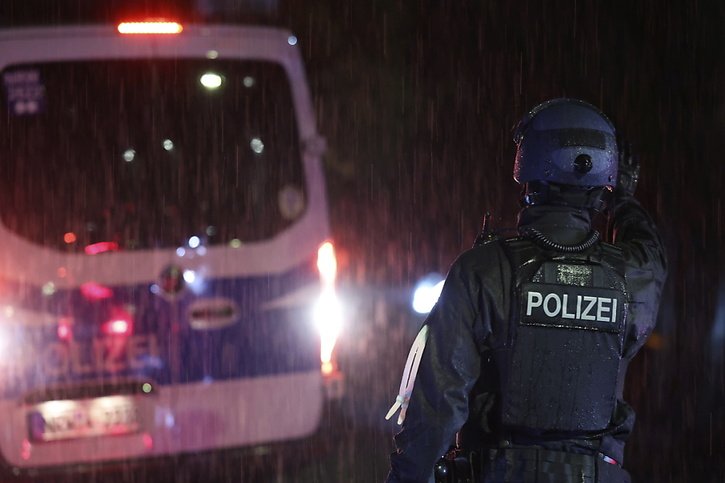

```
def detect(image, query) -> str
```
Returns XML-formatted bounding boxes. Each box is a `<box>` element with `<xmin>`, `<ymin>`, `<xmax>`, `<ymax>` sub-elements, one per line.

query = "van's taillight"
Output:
<box><xmin>57</xmin><ymin>317</ymin><xmax>73</xmax><ymax>341</ymax></box>
<box><xmin>117</xmin><ymin>21</ymin><xmax>183</xmax><ymax>35</ymax></box>
<box><xmin>317</xmin><ymin>241</ymin><xmax>337</xmax><ymax>287</ymax></box>
<box><xmin>314</xmin><ymin>241</ymin><xmax>342</xmax><ymax>370</ymax></box>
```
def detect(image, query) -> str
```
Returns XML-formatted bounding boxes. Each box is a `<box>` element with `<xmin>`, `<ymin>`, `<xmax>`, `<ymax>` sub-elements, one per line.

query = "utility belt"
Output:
<box><xmin>435</xmin><ymin>447</ymin><xmax>625</xmax><ymax>483</ymax></box>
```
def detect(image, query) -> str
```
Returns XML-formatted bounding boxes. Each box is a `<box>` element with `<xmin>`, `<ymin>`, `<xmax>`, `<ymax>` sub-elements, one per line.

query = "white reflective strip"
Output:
<box><xmin>385</xmin><ymin>325</ymin><xmax>428</xmax><ymax>425</ymax></box>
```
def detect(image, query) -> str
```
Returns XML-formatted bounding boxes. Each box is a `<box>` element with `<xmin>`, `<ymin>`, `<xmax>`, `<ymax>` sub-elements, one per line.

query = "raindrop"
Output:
<box><xmin>162</xmin><ymin>139</ymin><xmax>174</xmax><ymax>151</ymax></box>
<box><xmin>287</xmin><ymin>35</ymin><xmax>298</xmax><ymax>46</ymax></box>
<box><xmin>188</xmin><ymin>236</ymin><xmax>200</xmax><ymax>248</ymax></box>
<box><xmin>205</xmin><ymin>50</ymin><xmax>219</xmax><ymax>59</ymax></box>
<box><xmin>123</xmin><ymin>149</ymin><xmax>136</xmax><ymax>162</ymax></box>
<box><xmin>243</xmin><ymin>76</ymin><xmax>255</xmax><ymax>88</ymax></box>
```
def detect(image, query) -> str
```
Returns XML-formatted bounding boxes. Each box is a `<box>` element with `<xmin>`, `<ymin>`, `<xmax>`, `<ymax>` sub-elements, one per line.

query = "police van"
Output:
<box><xmin>0</xmin><ymin>5</ymin><xmax>343</xmax><ymax>477</ymax></box>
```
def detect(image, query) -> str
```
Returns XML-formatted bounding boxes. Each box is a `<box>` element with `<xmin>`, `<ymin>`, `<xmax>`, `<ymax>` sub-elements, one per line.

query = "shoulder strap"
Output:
<box><xmin>497</xmin><ymin>237</ymin><xmax>543</xmax><ymax>346</ymax></box>
<box><xmin>597</xmin><ymin>242</ymin><xmax>627</xmax><ymax>278</ymax></box>
<box><xmin>500</xmin><ymin>236</ymin><xmax>545</xmax><ymax>284</ymax></box>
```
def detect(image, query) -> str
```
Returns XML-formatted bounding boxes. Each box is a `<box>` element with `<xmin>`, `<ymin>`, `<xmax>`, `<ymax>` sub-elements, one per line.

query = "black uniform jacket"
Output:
<box><xmin>385</xmin><ymin>194</ymin><xmax>667</xmax><ymax>483</ymax></box>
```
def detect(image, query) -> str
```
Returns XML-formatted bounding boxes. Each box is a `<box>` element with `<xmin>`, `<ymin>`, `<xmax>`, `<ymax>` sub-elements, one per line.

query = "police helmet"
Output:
<box><xmin>513</xmin><ymin>98</ymin><xmax>618</xmax><ymax>188</ymax></box>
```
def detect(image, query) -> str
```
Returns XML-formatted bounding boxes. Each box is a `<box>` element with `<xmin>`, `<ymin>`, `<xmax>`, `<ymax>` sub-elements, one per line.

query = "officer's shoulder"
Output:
<box><xmin>457</xmin><ymin>235</ymin><xmax>522</xmax><ymax>267</ymax></box>
<box><xmin>599</xmin><ymin>240</ymin><xmax>624</xmax><ymax>258</ymax></box>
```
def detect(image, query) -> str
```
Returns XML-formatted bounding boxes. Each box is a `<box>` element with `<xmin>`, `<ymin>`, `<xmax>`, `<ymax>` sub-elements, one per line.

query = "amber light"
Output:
<box><xmin>316</xmin><ymin>241</ymin><xmax>337</xmax><ymax>287</ymax></box>
<box><xmin>321</xmin><ymin>361</ymin><xmax>334</xmax><ymax>376</ymax></box>
<box><xmin>314</xmin><ymin>241</ymin><xmax>342</xmax><ymax>368</ymax></box>
<box><xmin>117</xmin><ymin>21</ymin><xmax>183</xmax><ymax>35</ymax></box>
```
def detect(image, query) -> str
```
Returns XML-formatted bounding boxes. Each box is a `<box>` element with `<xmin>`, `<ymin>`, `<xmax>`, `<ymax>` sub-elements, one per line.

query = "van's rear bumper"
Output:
<box><xmin>0</xmin><ymin>371</ymin><xmax>326</xmax><ymax>475</ymax></box>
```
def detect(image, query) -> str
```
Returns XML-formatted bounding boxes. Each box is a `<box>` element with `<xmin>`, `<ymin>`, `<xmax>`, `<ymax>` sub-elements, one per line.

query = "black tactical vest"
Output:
<box><xmin>497</xmin><ymin>237</ymin><xmax>628</xmax><ymax>433</ymax></box>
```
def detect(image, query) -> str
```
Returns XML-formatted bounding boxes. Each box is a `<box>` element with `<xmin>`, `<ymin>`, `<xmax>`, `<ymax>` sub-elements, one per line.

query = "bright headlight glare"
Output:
<box><xmin>412</xmin><ymin>277</ymin><xmax>445</xmax><ymax>314</ymax></box>
<box><xmin>313</xmin><ymin>290</ymin><xmax>342</xmax><ymax>364</ymax></box>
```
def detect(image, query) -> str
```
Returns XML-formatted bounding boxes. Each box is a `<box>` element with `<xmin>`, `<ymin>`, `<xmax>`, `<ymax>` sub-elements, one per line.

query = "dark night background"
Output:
<box><xmin>1</xmin><ymin>0</ymin><xmax>724</xmax><ymax>481</ymax></box>
<box><xmin>281</xmin><ymin>1</ymin><xmax>725</xmax><ymax>481</ymax></box>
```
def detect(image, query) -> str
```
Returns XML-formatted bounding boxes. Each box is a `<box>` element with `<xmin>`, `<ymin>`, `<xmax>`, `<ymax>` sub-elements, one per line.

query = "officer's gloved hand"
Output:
<box><xmin>616</xmin><ymin>140</ymin><xmax>640</xmax><ymax>197</ymax></box>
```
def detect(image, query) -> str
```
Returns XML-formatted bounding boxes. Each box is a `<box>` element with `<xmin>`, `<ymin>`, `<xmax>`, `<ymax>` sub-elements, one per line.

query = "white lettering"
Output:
<box><xmin>525</xmin><ymin>289</ymin><xmax>621</xmax><ymax>325</ymax></box>
<box><xmin>597</xmin><ymin>297</ymin><xmax>612</xmax><ymax>322</ymax></box>
<box><xmin>581</xmin><ymin>296</ymin><xmax>597</xmax><ymax>320</ymax></box>
<box><xmin>576</xmin><ymin>295</ymin><xmax>582</xmax><ymax>319</ymax></box>
<box><xmin>39</xmin><ymin>335</ymin><xmax>162</xmax><ymax>378</ymax></box>
<box><xmin>526</xmin><ymin>291</ymin><xmax>543</xmax><ymax>315</ymax></box>
<box><xmin>543</xmin><ymin>293</ymin><xmax>561</xmax><ymax>317</ymax></box>
<box><xmin>561</xmin><ymin>294</ymin><xmax>576</xmax><ymax>319</ymax></box>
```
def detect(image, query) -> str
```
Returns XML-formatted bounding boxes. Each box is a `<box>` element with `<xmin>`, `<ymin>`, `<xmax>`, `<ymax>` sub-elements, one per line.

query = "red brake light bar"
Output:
<box><xmin>117</xmin><ymin>21</ymin><xmax>183</xmax><ymax>35</ymax></box>
<box><xmin>85</xmin><ymin>241</ymin><xmax>119</xmax><ymax>255</ymax></box>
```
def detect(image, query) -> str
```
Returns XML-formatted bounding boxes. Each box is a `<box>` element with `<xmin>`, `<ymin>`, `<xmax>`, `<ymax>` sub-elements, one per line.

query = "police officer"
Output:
<box><xmin>385</xmin><ymin>98</ymin><xmax>667</xmax><ymax>483</ymax></box>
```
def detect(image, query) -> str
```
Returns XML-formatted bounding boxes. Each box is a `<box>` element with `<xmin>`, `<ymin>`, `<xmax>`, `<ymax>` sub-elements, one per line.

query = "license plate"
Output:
<box><xmin>27</xmin><ymin>395</ymin><xmax>141</xmax><ymax>442</ymax></box>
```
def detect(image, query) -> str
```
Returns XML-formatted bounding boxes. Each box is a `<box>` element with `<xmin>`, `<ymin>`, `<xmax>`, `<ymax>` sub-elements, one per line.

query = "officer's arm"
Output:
<box><xmin>611</xmin><ymin>143</ymin><xmax>668</xmax><ymax>358</ymax></box>
<box><xmin>611</xmin><ymin>141</ymin><xmax>667</xmax><ymax>275</ymax></box>
<box><xmin>386</xmin><ymin>256</ymin><xmax>483</xmax><ymax>483</ymax></box>
<box><xmin>611</xmin><ymin>193</ymin><xmax>667</xmax><ymax>275</ymax></box>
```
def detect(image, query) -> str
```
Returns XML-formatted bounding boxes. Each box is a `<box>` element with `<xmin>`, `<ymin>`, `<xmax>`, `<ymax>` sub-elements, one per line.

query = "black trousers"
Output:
<box><xmin>477</xmin><ymin>448</ymin><xmax>632</xmax><ymax>483</ymax></box>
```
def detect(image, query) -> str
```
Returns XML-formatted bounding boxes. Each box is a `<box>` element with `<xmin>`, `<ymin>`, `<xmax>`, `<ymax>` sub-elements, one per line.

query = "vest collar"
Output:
<box><xmin>517</xmin><ymin>204</ymin><xmax>594</xmax><ymax>245</ymax></box>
